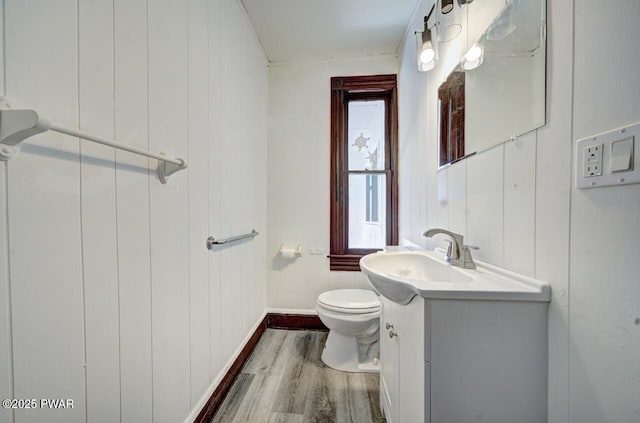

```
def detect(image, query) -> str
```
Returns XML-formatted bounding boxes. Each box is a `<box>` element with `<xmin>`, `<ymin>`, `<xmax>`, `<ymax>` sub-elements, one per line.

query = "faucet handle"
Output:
<box><xmin>461</xmin><ymin>245</ymin><xmax>478</xmax><ymax>269</ymax></box>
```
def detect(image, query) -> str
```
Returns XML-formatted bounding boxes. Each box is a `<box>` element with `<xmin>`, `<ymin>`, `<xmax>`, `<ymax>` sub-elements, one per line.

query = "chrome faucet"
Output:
<box><xmin>423</xmin><ymin>228</ymin><xmax>478</xmax><ymax>269</ymax></box>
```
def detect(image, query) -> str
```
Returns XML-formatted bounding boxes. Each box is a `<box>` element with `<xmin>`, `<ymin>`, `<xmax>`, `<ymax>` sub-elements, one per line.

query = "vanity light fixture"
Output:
<box><xmin>461</xmin><ymin>44</ymin><xmax>484</xmax><ymax>70</ymax></box>
<box><xmin>416</xmin><ymin>5</ymin><xmax>437</xmax><ymax>72</ymax></box>
<box><xmin>441</xmin><ymin>0</ymin><xmax>454</xmax><ymax>14</ymax></box>
<box><xmin>437</xmin><ymin>0</ymin><xmax>468</xmax><ymax>42</ymax></box>
<box><xmin>441</xmin><ymin>0</ymin><xmax>475</xmax><ymax>15</ymax></box>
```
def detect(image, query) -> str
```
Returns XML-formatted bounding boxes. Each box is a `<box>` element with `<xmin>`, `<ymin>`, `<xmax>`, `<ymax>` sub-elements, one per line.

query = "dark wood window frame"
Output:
<box><xmin>438</xmin><ymin>71</ymin><xmax>465</xmax><ymax>166</ymax></box>
<box><xmin>329</xmin><ymin>74</ymin><xmax>399</xmax><ymax>271</ymax></box>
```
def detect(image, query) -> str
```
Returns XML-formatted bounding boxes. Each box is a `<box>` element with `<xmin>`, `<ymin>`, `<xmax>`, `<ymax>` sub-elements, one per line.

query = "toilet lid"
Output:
<box><xmin>317</xmin><ymin>289</ymin><xmax>380</xmax><ymax>313</ymax></box>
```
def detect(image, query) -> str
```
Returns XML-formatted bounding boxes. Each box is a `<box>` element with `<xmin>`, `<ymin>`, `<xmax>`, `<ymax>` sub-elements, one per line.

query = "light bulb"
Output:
<box><xmin>464</xmin><ymin>46</ymin><xmax>482</xmax><ymax>62</ymax></box>
<box><xmin>419</xmin><ymin>47</ymin><xmax>435</xmax><ymax>64</ymax></box>
<box><xmin>461</xmin><ymin>45</ymin><xmax>483</xmax><ymax>70</ymax></box>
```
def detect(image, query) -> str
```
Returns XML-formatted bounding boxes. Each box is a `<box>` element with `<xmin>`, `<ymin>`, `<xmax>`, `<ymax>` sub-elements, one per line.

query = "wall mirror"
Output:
<box><xmin>438</xmin><ymin>0</ymin><xmax>546</xmax><ymax>167</ymax></box>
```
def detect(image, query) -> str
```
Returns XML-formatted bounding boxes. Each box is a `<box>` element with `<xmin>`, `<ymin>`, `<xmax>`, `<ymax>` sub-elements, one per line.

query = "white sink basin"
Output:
<box><xmin>360</xmin><ymin>250</ymin><xmax>550</xmax><ymax>304</ymax></box>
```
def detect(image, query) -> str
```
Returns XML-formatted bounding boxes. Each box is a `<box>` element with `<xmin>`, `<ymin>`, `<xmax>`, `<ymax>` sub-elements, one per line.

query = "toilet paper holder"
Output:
<box><xmin>279</xmin><ymin>243</ymin><xmax>303</xmax><ymax>258</ymax></box>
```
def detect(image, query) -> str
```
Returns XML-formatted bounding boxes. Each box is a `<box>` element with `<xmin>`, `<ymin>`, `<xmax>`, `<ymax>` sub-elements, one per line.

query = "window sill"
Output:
<box><xmin>328</xmin><ymin>254</ymin><xmax>368</xmax><ymax>271</ymax></box>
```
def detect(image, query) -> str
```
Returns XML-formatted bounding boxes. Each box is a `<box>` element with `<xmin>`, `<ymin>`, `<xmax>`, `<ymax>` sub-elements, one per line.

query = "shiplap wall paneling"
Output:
<box><xmin>2</xmin><ymin>0</ymin><xmax>268</xmax><ymax>421</ymax></box>
<box><xmin>0</xmin><ymin>0</ymin><xmax>11</xmax><ymax>418</ymax></box>
<box><xmin>6</xmin><ymin>1</ymin><xmax>86</xmax><ymax>422</ymax></box>
<box><xmin>226</xmin><ymin>0</ymin><xmax>249</xmax><ymax>346</ymax></box>
<box><xmin>114</xmin><ymin>0</ymin><xmax>154</xmax><ymax>420</ymax></box>
<box><xmin>208</xmin><ymin>0</ymin><xmax>224</xmax><ymax>383</ymax></box>
<box><xmin>570</xmin><ymin>1</ymin><xmax>640</xmax><ymax>420</ymax></box>
<box><xmin>466</xmin><ymin>145</ymin><xmax>504</xmax><ymax>265</ymax></box>
<box><xmin>187</xmin><ymin>0</ymin><xmax>212</xmax><ymax>408</ymax></box>
<box><xmin>148</xmin><ymin>0</ymin><xmax>191</xmax><ymax>421</ymax></box>
<box><xmin>219</xmin><ymin>0</ymin><xmax>239</xmax><ymax>365</ymax></box>
<box><xmin>503</xmin><ymin>132</ymin><xmax>536</xmax><ymax>277</ymax></box>
<box><xmin>533</xmin><ymin>0</ymin><xmax>573</xmax><ymax>419</ymax></box>
<box><xmin>447</xmin><ymin>161</ymin><xmax>467</xmax><ymax>236</ymax></box>
<box><xmin>78</xmin><ymin>0</ymin><xmax>121</xmax><ymax>422</ymax></box>
<box><xmin>0</xmin><ymin>152</ymin><xmax>11</xmax><ymax>423</ymax></box>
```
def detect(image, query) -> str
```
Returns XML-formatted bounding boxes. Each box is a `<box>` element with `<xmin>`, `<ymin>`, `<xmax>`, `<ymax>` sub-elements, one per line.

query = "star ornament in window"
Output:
<box><xmin>352</xmin><ymin>133</ymin><xmax>370</xmax><ymax>151</ymax></box>
<box><xmin>366</xmin><ymin>148</ymin><xmax>379</xmax><ymax>170</ymax></box>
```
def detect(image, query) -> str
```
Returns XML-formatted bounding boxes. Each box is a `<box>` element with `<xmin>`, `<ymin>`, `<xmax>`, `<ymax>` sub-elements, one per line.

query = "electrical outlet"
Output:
<box><xmin>583</xmin><ymin>144</ymin><xmax>603</xmax><ymax>177</ymax></box>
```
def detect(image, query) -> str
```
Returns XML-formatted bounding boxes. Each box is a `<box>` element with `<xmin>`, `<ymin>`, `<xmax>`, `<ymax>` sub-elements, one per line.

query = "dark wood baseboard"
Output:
<box><xmin>193</xmin><ymin>313</ymin><xmax>327</xmax><ymax>422</ymax></box>
<box><xmin>194</xmin><ymin>315</ymin><xmax>267</xmax><ymax>423</ymax></box>
<box><xmin>266</xmin><ymin>313</ymin><xmax>328</xmax><ymax>331</ymax></box>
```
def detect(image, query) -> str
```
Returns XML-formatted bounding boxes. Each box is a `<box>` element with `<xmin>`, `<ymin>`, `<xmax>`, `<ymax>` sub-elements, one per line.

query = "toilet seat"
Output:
<box><xmin>317</xmin><ymin>289</ymin><xmax>380</xmax><ymax>314</ymax></box>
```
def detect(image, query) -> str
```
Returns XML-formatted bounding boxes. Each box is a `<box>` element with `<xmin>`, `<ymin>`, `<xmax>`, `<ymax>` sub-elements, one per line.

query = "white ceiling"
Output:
<box><xmin>241</xmin><ymin>0</ymin><xmax>421</xmax><ymax>63</ymax></box>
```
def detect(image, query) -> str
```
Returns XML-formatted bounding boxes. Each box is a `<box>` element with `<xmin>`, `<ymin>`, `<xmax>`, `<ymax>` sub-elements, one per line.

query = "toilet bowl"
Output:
<box><xmin>316</xmin><ymin>289</ymin><xmax>380</xmax><ymax>373</ymax></box>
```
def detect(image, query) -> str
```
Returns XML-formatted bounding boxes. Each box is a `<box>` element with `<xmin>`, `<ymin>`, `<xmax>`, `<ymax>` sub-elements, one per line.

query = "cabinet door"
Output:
<box><xmin>397</xmin><ymin>296</ymin><xmax>426</xmax><ymax>423</ymax></box>
<box><xmin>379</xmin><ymin>296</ymin><xmax>398</xmax><ymax>423</ymax></box>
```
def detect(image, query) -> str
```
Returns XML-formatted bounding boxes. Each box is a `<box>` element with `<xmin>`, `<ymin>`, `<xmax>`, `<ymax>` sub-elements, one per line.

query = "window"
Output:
<box><xmin>365</xmin><ymin>174</ymin><xmax>379</xmax><ymax>223</ymax></box>
<box><xmin>329</xmin><ymin>75</ymin><xmax>398</xmax><ymax>271</ymax></box>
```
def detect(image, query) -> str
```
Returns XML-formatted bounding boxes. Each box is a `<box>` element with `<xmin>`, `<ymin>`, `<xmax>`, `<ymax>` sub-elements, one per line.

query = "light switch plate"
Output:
<box><xmin>576</xmin><ymin>122</ymin><xmax>640</xmax><ymax>189</ymax></box>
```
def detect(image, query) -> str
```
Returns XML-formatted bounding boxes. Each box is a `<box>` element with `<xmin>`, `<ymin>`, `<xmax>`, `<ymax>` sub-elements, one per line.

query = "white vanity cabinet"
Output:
<box><xmin>379</xmin><ymin>295</ymin><xmax>428</xmax><ymax>423</ymax></box>
<box><xmin>379</xmin><ymin>295</ymin><xmax>548</xmax><ymax>423</ymax></box>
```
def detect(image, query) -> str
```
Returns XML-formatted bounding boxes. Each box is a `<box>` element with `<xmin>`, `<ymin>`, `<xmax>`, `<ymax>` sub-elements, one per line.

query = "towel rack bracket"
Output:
<box><xmin>0</xmin><ymin>145</ymin><xmax>17</xmax><ymax>160</ymax></box>
<box><xmin>0</xmin><ymin>109</ymin><xmax>50</xmax><ymax>160</ymax></box>
<box><xmin>158</xmin><ymin>157</ymin><xmax>187</xmax><ymax>184</ymax></box>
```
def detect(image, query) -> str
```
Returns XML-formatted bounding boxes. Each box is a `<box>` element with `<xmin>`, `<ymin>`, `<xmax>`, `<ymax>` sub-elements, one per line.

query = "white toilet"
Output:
<box><xmin>316</xmin><ymin>289</ymin><xmax>380</xmax><ymax>373</ymax></box>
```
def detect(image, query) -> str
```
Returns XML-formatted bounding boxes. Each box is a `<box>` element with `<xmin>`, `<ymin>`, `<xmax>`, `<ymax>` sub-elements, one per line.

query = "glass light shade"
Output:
<box><xmin>437</xmin><ymin>0</ymin><xmax>462</xmax><ymax>42</ymax></box>
<box><xmin>418</xmin><ymin>60</ymin><xmax>436</xmax><ymax>72</ymax></box>
<box><xmin>461</xmin><ymin>45</ymin><xmax>484</xmax><ymax>70</ymax></box>
<box><xmin>464</xmin><ymin>46</ymin><xmax>482</xmax><ymax>61</ymax></box>
<box><xmin>416</xmin><ymin>29</ymin><xmax>436</xmax><ymax>72</ymax></box>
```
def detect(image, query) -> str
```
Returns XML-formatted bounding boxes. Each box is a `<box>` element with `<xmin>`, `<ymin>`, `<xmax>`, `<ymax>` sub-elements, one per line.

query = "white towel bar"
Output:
<box><xmin>0</xmin><ymin>102</ymin><xmax>187</xmax><ymax>183</ymax></box>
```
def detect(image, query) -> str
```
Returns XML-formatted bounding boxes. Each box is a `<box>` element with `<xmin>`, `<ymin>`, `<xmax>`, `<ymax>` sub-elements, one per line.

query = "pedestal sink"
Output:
<box><xmin>360</xmin><ymin>250</ymin><xmax>550</xmax><ymax>304</ymax></box>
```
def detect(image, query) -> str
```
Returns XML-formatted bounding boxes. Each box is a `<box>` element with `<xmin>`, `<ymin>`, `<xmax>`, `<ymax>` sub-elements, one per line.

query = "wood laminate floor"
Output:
<box><xmin>211</xmin><ymin>329</ymin><xmax>386</xmax><ymax>423</ymax></box>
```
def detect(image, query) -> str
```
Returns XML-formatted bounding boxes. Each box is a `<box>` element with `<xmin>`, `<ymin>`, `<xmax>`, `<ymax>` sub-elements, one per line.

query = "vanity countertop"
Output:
<box><xmin>360</xmin><ymin>249</ymin><xmax>551</xmax><ymax>304</ymax></box>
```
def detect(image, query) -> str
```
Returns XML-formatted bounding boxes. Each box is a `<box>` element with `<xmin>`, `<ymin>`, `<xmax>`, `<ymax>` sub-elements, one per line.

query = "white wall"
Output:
<box><xmin>267</xmin><ymin>56</ymin><xmax>398</xmax><ymax>312</ymax></box>
<box><xmin>569</xmin><ymin>0</ymin><xmax>640</xmax><ymax>420</ymax></box>
<box><xmin>398</xmin><ymin>0</ymin><xmax>639</xmax><ymax>422</ymax></box>
<box><xmin>0</xmin><ymin>0</ymin><xmax>268</xmax><ymax>422</ymax></box>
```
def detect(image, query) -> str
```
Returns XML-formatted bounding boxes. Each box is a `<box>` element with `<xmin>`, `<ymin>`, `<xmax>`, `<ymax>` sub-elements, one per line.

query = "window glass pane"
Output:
<box><xmin>348</xmin><ymin>174</ymin><xmax>386</xmax><ymax>249</ymax></box>
<box><xmin>348</xmin><ymin>100</ymin><xmax>386</xmax><ymax>171</ymax></box>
